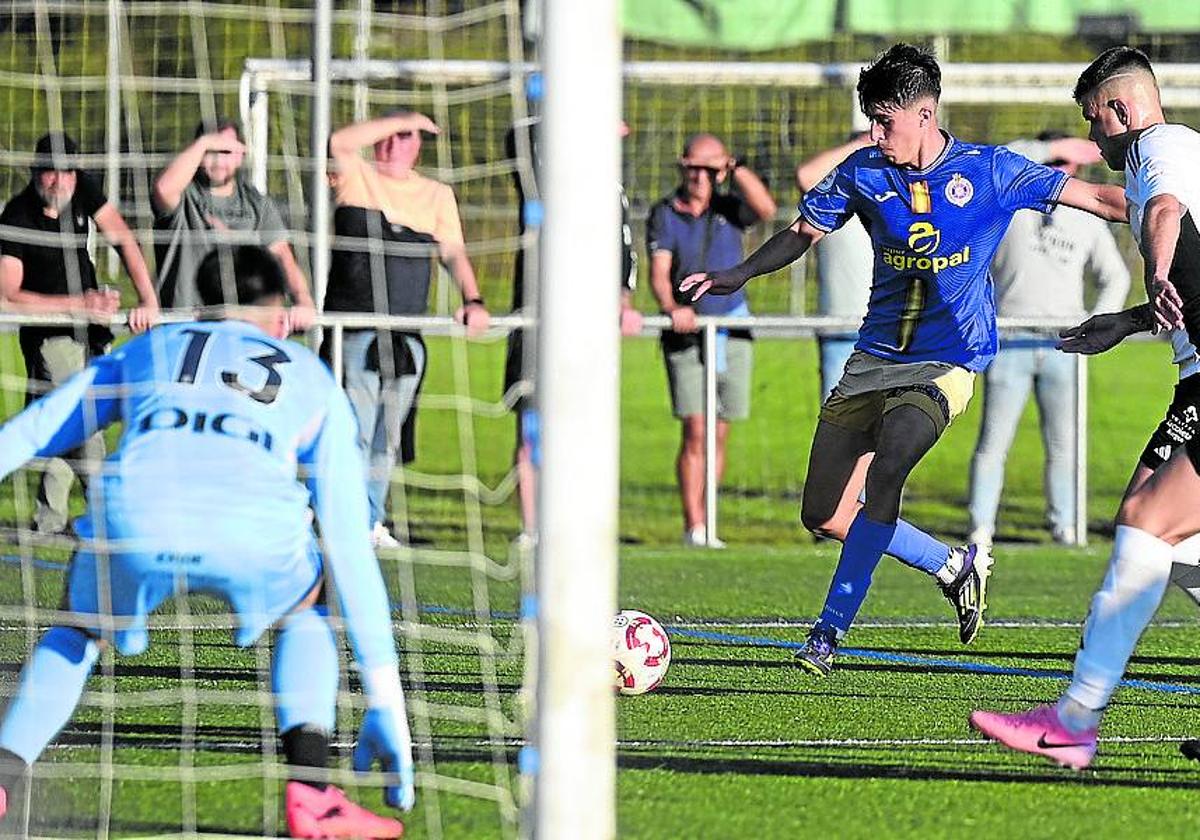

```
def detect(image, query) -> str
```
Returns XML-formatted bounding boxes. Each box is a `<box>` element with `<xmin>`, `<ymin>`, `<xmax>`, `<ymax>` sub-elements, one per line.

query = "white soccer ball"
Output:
<box><xmin>612</xmin><ymin>609</ymin><xmax>671</xmax><ymax>695</ymax></box>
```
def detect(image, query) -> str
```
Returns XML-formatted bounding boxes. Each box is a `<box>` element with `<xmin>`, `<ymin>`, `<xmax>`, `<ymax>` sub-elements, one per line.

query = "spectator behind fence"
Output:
<box><xmin>795</xmin><ymin>132</ymin><xmax>875</xmax><ymax>401</ymax></box>
<box><xmin>0</xmin><ymin>132</ymin><xmax>158</xmax><ymax>535</ymax></box>
<box><xmin>152</xmin><ymin>117</ymin><xmax>315</xmax><ymax>330</ymax></box>
<box><xmin>968</xmin><ymin>132</ymin><xmax>1130</xmax><ymax>547</ymax></box>
<box><xmin>503</xmin><ymin>116</ymin><xmax>642</xmax><ymax>543</ymax></box>
<box><xmin>648</xmin><ymin>132</ymin><xmax>776</xmax><ymax>547</ymax></box>
<box><xmin>326</xmin><ymin>111</ymin><xmax>490</xmax><ymax>549</ymax></box>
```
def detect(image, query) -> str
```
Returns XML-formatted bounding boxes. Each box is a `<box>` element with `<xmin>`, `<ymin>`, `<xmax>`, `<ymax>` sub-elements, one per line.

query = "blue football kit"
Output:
<box><xmin>799</xmin><ymin>132</ymin><xmax>1068</xmax><ymax>372</ymax></box>
<box><xmin>0</xmin><ymin>320</ymin><xmax>396</xmax><ymax>670</ymax></box>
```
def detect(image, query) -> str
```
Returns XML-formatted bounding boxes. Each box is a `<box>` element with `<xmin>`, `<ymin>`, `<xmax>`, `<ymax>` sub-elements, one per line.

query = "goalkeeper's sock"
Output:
<box><xmin>818</xmin><ymin>512</ymin><xmax>892</xmax><ymax>635</ymax></box>
<box><xmin>0</xmin><ymin>626</ymin><xmax>99</xmax><ymax>765</ymax></box>
<box><xmin>273</xmin><ymin>606</ymin><xmax>339</xmax><ymax>737</ymax></box>
<box><xmin>282</xmin><ymin>725</ymin><xmax>332</xmax><ymax>792</ymax></box>
<box><xmin>884</xmin><ymin>518</ymin><xmax>950</xmax><ymax>575</ymax></box>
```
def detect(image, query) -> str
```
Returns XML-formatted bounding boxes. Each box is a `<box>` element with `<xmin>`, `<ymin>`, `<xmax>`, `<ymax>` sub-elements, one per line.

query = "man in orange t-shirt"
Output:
<box><xmin>327</xmin><ymin>111</ymin><xmax>490</xmax><ymax>548</ymax></box>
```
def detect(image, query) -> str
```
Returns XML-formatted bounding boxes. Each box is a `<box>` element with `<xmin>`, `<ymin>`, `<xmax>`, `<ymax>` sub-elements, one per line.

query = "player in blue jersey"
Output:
<box><xmin>0</xmin><ymin>246</ymin><xmax>410</xmax><ymax>839</ymax></box>
<box><xmin>682</xmin><ymin>43</ymin><xmax>1127</xmax><ymax>675</ymax></box>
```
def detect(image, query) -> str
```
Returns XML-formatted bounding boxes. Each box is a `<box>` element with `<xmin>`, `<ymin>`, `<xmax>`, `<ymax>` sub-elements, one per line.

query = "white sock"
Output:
<box><xmin>1172</xmin><ymin>532</ymin><xmax>1200</xmax><ymax>566</ymax></box>
<box><xmin>1065</xmin><ymin>525</ymin><xmax>1173</xmax><ymax>713</ymax></box>
<box><xmin>934</xmin><ymin>548</ymin><xmax>962</xmax><ymax>586</ymax></box>
<box><xmin>1055</xmin><ymin>695</ymin><xmax>1101</xmax><ymax>734</ymax></box>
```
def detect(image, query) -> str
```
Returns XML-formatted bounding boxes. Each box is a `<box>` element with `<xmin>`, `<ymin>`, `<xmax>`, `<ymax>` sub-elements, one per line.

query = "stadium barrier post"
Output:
<box><xmin>703</xmin><ymin>319</ymin><xmax>719</xmax><ymax>546</ymax></box>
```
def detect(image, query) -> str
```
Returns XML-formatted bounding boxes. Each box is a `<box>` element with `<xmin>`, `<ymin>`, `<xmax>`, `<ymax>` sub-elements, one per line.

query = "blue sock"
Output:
<box><xmin>885</xmin><ymin>519</ymin><xmax>950</xmax><ymax>576</ymax></box>
<box><xmin>819</xmin><ymin>513</ymin><xmax>895</xmax><ymax>635</ymax></box>
<box><xmin>0</xmin><ymin>626</ymin><xmax>99</xmax><ymax>765</ymax></box>
<box><xmin>273</xmin><ymin>606</ymin><xmax>339</xmax><ymax>734</ymax></box>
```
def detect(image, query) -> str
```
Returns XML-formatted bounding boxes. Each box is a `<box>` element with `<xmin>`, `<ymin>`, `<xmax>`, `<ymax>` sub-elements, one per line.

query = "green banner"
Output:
<box><xmin>622</xmin><ymin>0</ymin><xmax>836</xmax><ymax>51</ymax></box>
<box><xmin>622</xmin><ymin>0</ymin><xmax>1200</xmax><ymax>50</ymax></box>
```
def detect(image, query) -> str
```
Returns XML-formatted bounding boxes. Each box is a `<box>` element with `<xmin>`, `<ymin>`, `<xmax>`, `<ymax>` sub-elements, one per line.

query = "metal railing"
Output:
<box><xmin>0</xmin><ymin>309</ymin><xmax>1091</xmax><ymax>546</ymax></box>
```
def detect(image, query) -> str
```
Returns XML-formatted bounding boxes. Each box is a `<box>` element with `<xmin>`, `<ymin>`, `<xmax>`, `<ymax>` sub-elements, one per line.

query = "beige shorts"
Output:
<box><xmin>663</xmin><ymin>334</ymin><xmax>753</xmax><ymax>421</ymax></box>
<box><xmin>820</xmin><ymin>350</ymin><xmax>975</xmax><ymax>437</ymax></box>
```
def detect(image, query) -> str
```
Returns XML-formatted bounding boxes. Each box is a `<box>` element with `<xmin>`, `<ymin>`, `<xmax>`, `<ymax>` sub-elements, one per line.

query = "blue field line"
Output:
<box><xmin>4</xmin><ymin>558</ymin><xmax>1196</xmax><ymax>698</ymax></box>
<box><xmin>0</xmin><ymin>553</ymin><xmax>65</xmax><ymax>572</ymax></box>
<box><xmin>669</xmin><ymin>626</ymin><xmax>1200</xmax><ymax>697</ymax></box>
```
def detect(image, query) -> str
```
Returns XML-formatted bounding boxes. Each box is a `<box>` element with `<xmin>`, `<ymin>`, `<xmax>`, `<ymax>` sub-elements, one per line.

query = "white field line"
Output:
<box><xmin>45</xmin><ymin>734</ymin><xmax>1197</xmax><ymax>753</ymax></box>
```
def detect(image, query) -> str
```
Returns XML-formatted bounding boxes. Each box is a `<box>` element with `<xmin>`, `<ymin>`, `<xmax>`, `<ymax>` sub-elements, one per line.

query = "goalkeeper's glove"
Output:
<box><xmin>354</xmin><ymin>668</ymin><xmax>416</xmax><ymax>811</ymax></box>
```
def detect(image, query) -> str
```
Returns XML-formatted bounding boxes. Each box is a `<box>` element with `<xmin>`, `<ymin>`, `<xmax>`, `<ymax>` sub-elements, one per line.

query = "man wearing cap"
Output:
<box><xmin>152</xmin><ymin>117</ymin><xmax>315</xmax><ymax>329</ymax></box>
<box><xmin>0</xmin><ymin>131</ymin><xmax>158</xmax><ymax>534</ymax></box>
<box><xmin>327</xmin><ymin>111</ymin><xmax>490</xmax><ymax>548</ymax></box>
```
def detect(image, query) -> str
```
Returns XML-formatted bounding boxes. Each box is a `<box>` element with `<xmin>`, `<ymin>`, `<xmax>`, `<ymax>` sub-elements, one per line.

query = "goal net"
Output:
<box><xmin>0</xmin><ymin>1</ymin><xmax>536</xmax><ymax>837</ymax></box>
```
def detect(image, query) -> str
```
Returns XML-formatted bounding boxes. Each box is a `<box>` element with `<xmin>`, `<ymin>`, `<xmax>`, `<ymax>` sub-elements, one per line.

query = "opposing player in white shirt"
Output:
<box><xmin>0</xmin><ymin>245</ymin><xmax>411</xmax><ymax>838</ymax></box>
<box><xmin>971</xmin><ymin>46</ymin><xmax>1200</xmax><ymax>770</ymax></box>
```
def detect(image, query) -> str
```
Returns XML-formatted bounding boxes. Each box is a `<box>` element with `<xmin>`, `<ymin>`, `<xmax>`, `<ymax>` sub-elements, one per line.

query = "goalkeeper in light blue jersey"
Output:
<box><xmin>0</xmin><ymin>246</ymin><xmax>410</xmax><ymax>839</ymax></box>
<box><xmin>682</xmin><ymin>43</ymin><xmax>1129</xmax><ymax>677</ymax></box>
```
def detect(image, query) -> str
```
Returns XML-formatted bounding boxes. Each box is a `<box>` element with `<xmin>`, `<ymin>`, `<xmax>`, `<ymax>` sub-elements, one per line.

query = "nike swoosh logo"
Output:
<box><xmin>1037</xmin><ymin>733</ymin><xmax>1091</xmax><ymax>749</ymax></box>
<box><xmin>873</xmin><ymin>191</ymin><xmax>898</xmax><ymax>202</ymax></box>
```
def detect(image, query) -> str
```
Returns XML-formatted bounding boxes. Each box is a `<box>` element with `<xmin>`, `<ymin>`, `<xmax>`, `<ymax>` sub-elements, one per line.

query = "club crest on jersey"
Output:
<box><xmin>945</xmin><ymin>174</ymin><xmax>973</xmax><ymax>207</ymax></box>
<box><xmin>815</xmin><ymin>169</ymin><xmax>837</xmax><ymax>193</ymax></box>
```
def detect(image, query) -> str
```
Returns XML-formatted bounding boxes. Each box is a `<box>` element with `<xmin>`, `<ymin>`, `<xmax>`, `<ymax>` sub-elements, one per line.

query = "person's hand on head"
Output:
<box><xmin>401</xmin><ymin>113</ymin><xmax>440</xmax><ymax>137</ymax></box>
<box><xmin>205</xmin><ymin>133</ymin><xmax>245</xmax><ymax>156</ymax></box>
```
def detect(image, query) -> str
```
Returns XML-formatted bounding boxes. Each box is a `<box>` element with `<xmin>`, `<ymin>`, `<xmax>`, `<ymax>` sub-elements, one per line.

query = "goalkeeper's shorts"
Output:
<box><xmin>63</xmin><ymin>520</ymin><xmax>323</xmax><ymax>656</ymax></box>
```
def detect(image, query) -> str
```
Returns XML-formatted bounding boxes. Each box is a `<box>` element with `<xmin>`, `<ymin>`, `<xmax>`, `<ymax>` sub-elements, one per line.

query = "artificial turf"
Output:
<box><xmin>2</xmin><ymin>334</ymin><xmax>1198</xmax><ymax>837</ymax></box>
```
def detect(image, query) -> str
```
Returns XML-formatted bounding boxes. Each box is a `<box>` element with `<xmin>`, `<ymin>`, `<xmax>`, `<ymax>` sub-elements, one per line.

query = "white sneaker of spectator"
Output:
<box><xmin>683</xmin><ymin>525</ymin><xmax>726</xmax><ymax>549</ymax></box>
<box><xmin>371</xmin><ymin>521</ymin><xmax>401</xmax><ymax>549</ymax></box>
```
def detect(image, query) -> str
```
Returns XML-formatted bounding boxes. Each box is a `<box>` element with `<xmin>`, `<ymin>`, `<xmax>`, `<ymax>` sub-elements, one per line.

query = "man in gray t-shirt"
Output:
<box><xmin>968</xmin><ymin>132</ymin><xmax>1131</xmax><ymax>546</ymax></box>
<box><xmin>152</xmin><ymin>118</ymin><xmax>315</xmax><ymax>328</ymax></box>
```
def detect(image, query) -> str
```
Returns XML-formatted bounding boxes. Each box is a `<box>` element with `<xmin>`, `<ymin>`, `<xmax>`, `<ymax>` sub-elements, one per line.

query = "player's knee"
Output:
<box><xmin>800</xmin><ymin>499</ymin><xmax>844</xmax><ymax>539</ymax></box>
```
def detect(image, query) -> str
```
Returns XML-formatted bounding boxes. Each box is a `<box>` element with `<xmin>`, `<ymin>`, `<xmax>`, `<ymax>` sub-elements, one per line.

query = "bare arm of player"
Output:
<box><xmin>680</xmin><ymin>217</ymin><xmax>823</xmax><ymax>301</ymax></box>
<box><xmin>1141</xmin><ymin>193</ymin><xmax>1187</xmax><ymax>332</ymax></box>
<box><xmin>1057</xmin><ymin>178</ymin><xmax>1128</xmax><ymax>223</ymax></box>
<box><xmin>1058</xmin><ymin>304</ymin><xmax>1153</xmax><ymax>355</ymax></box>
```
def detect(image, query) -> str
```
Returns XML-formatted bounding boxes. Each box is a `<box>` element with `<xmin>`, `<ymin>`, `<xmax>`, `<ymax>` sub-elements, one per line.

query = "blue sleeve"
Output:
<box><xmin>798</xmin><ymin>163</ymin><xmax>855</xmax><ymax>233</ymax></box>
<box><xmin>0</xmin><ymin>354</ymin><xmax>122</xmax><ymax>480</ymax></box>
<box><xmin>991</xmin><ymin>146</ymin><xmax>1068</xmax><ymax>213</ymax></box>
<box><xmin>301</xmin><ymin>383</ymin><xmax>399</xmax><ymax>672</ymax></box>
<box><xmin>646</xmin><ymin>202</ymin><xmax>675</xmax><ymax>254</ymax></box>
